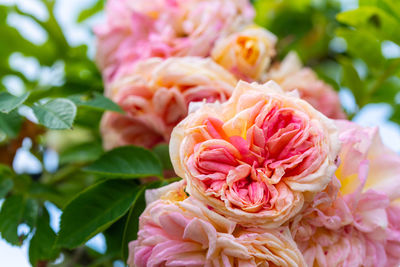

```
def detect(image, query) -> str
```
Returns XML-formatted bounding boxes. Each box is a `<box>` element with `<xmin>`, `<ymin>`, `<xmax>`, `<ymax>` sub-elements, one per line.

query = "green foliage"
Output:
<box><xmin>255</xmin><ymin>0</ymin><xmax>400</xmax><ymax>118</ymax></box>
<box><xmin>0</xmin><ymin>0</ymin><xmax>111</xmax><ymax>263</ymax></box>
<box><xmin>338</xmin><ymin>57</ymin><xmax>365</xmax><ymax>105</ymax></box>
<box><xmin>84</xmin><ymin>146</ymin><xmax>163</xmax><ymax>178</ymax></box>
<box><xmin>120</xmin><ymin>181</ymin><xmax>166</xmax><ymax>261</ymax></box>
<box><xmin>59</xmin><ymin>141</ymin><xmax>104</xmax><ymax>165</ymax></box>
<box><xmin>335</xmin><ymin>28</ymin><xmax>385</xmax><ymax>69</ymax></box>
<box><xmin>0</xmin><ymin>195</ymin><xmax>25</xmax><ymax>245</ymax></box>
<box><xmin>0</xmin><ymin>92</ymin><xmax>30</xmax><ymax>113</ymax></box>
<box><xmin>0</xmin><ymin>195</ymin><xmax>38</xmax><ymax>245</ymax></box>
<box><xmin>334</xmin><ymin>0</ymin><xmax>400</xmax><ymax>116</ymax></box>
<box><xmin>121</xmin><ymin>186</ymin><xmax>146</xmax><ymax>261</ymax></box>
<box><xmin>0</xmin><ymin>176</ymin><xmax>13</xmax><ymax>199</ymax></box>
<box><xmin>254</xmin><ymin>0</ymin><xmax>341</xmax><ymax>63</ymax></box>
<box><xmin>0</xmin><ymin>0</ymin><xmax>103</xmax><ymax>132</ymax></box>
<box><xmin>337</xmin><ymin>6</ymin><xmax>400</xmax><ymax>45</ymax></box>
<box><xmin>56</xmin><ymin>179</ymin><xmax>144</xmax><ymax>249</ymax></box>
<box><xmin>152</xmin><ymin>144</ymin><xmax>174</xmax><ymax>170</ymax></box>
<box><xmin>29</xmin><ymin>207</ymin><xmax>59</xmax><ymax>266</ymax></box>
<box><xmin>68</xmin><ymin>92</ymin><xmax>124</xmax><ymax>113</ymax></box>
<box><xmin>0</xmin><ymin>110</ymin><xmax>23</xmax><ymax>141</ymax></box>
<box><xmin>32</xmin><ymin>98</ymin><xmax>77</xmax><ymax>129</ymax></box>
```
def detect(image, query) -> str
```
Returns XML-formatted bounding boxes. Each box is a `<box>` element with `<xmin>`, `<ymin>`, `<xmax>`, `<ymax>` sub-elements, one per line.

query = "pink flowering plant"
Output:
<box><xmin>0</xmin><ymin>0</ymin><xmax>399</xmax><ymax>266</ymax></box>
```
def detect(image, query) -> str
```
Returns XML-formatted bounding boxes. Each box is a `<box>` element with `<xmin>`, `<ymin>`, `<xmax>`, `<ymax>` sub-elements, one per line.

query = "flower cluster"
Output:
<box><xmin>291</xmin><ymin>120</ymin><xmax>400</xmax><ymax>267</ymax></box>
<box><xmin>130</xmin><ymin>81</ymin><xmax>400</xmax><ymax>267</ymax></box>
<box><xmin>97</xmin><ymin>0</ymin><xmax>345</xmax><ymax>151</ymax></box>
<box><xmin>95</xmin><ymin>0</ymin><xmax>400</xmax><ymax>266</ymax></box>
<box><xmin>95</xmin><ymin>0</ymin><xmax>254</xmax><ymax>83</ymax></box>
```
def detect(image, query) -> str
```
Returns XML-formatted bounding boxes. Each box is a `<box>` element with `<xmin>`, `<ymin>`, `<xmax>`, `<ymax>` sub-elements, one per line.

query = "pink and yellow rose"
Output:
<box><xmin>266</xmin><ymin>52</ymin><xmax>346</xmax><ymax>119</ymax></box>
<box><xmin>291</xmin><ymin>120</ymin><xmax>400</xmax><ymax>267</ymax></box>
<box><xmin>170</xmin><ymin>81</ymin><xmax>340</xmax><ymax>228</ymax></box>
<box><xmin>95</xmin><ymin>0</ymin><xmax>254</xmax><ymax>82</ymax></box>
<box><xmin>101</xmin><ymin>57</ymin><xmax>236</xmax><ymax>149</ymax></box>
<box><xmin>129</xmin><ymin>181</ymin><xmax>306</xmax><ymax>267</ymax></box>
<box><xmin>211</xmin><ymin>25</ymin><xmax>277</xmax><ymax>82</ymax></box>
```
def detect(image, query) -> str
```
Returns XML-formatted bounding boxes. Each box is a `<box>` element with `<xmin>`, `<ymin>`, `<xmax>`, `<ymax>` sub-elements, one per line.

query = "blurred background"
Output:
<box><xmin>0</xmin><ymin>0</ymin><xmax>399</xmax><ymax>265</ymax></box>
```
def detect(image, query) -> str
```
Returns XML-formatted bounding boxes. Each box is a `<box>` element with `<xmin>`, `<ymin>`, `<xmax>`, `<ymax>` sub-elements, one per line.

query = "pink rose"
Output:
<box><xmin>95</xmin><ymin>0</ymin><xmax>254</xmax><ymax>82</ymax></box>
<box><xmin>266</xmin><ymin>52</ymin><xmax>346</xmax><ymax>119</ymax></box>
<box><xmin>211</xmin><ymin>25</ymin><xmax>277</xmax><ymax>82</ymax></box>
<box><xmin>386</xmin><ymin>205</ymin><xmax>400</xmax><ymax>267</ymax></box>
<box><xmin>101</xmin><ymin>57</ymin><xmax>236</xmax><ymax>149</ymax></box>
<box><xmin>170</xmin><ymin>81</ymin><xmax>340</xmax><ymax>228</ymax></box>
<box><xmin>100</xmin><ymin>112</ymin><xmax>163</xmax><ymax>150</ymax></box>
<box><xmin>129</xmin><ymin>181</ymin><xmax>306</xmax><ymax>267</ymax></box>
<box><xmin>290</xmin><ymin>120</ymin><xmax>400</xmax><ymax>267</ymax></box>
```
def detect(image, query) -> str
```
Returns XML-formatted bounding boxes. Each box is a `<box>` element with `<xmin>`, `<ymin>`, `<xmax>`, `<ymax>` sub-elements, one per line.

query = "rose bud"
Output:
<box><xmin>212</xmin><ymin>26</ymin><xmax>277</xmax><ymax>82</ymax></box>
<box><xmin>291</xmin><ymin>121</ymin><xmax>400</xmax><ymax>267</ymax></box>
<box><xmin>95</xmin><ymin>0</ymin><xmax>254</xmax><ymax>83</ymax></box>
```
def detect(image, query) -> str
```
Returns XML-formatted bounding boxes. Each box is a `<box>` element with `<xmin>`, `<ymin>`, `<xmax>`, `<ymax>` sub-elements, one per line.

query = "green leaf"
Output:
<box><xmin>359</xmin><ymin>0</ymin><xmax>400</xmax><ymax>20</ymax></box>
<box><xmin>28</xmin><ymin>182</ymin><xmax>66</xmax><ymax>209</ymax></box>
<box><xmin>56</xmin><ymin>179</ymin><xmax>143</xmax><ymax>249</ymax></box>
<box><xmin>0</xmin><ymin>92</ymin><xmax>29</xmax><ymax>113</ymax></box>
<box><xmin>29</xmin><ymin>207</ymin><xmax>60</xmax><ymax>266</ymax></box>
<box><xmin>367</xmin><ymin>58</ymin><xmax>400</xmax><ymax>104</ymax></box>
<box><xmin>339</xmin><ymin>57</ymin><xmax>365</xmax><ymax>106</ymax></box>
<box><xmin>121</xmin><ymin>187</ymin><xmax>146</xmax><ymax>261</ymax></box>
<box><xmin>69</xmin><ymin>92</ymin><xmax>123</xmax><ymax>113</ymax></box>
<box><xmin>59</xmin><ymin>142</ymin><xmax>104</xmax><ymax>165</ymax></box>
<box><xmin>22</xmin><ymin>198</ymin><xmax>39</xmax><ymax>230</ymax></box>
<box><xmin>337</xmin><ymin>6</ymin><xmax>400</xmax><ymax>45</ymax></box>
<box><xmin>0</xmin><ymin>177</ymin><xmax>13</xmax><ymax>199</ymax></box>
<box><xmin>12</xmin><ymin>175</ymin><xmax>32</xmax><ymax>197</ymax></box>
<box><xmin>359</xmin><ymin>0</ymin><xmax>377</xmax><ymax>5</ymax></box>
<box><xmin>336</xmin><ymin>28</ymin><xmax>385</xmax><ymax>69</ymax></box>
<box><xmin>391</xmin><ymin>104</ymin><xmax>400</xmax><ymax>125</ymax></box>
<box><xmin>0</xmin><ymin>110</ymin><xmax>23</xmax><ymax>139</ymax></box>
<box><xmin>382</xmin><ymin>0</ymin><xmax>400</xmax><ymax>20</ymax></box>
<box><xmin>152</xmin><ymin>144</ymin><xmax>173</xmax><ymax>170</ymax></box>
<box><xmin>121</xmin><ymin>181</ymin><xmax>163</xmax><ymax>261</ymax></box>
<box><xmin>103</xmin><ymin>215</ymin><xmax>127</xmax><ymax>256</ymax></box>
<box><xmin>33</xmin><ymin>98</ymin><xmax>77</xmax><ymax>130</ymax></box>
<box><xmin>383</xmin><ymin>58</ymin><xmax>400</xmax><ymax>80</ymax></box>
<box><xmin>84</xmin><ymin>146</ymin><xmax>163</xmax><ymax>178</ymax></box>
<box><xmin>0</xmin><ymin>195</ymin><xmax>25</xmax><ymax>245</ymax></box>
<box><xmin>0</xmin><ymin>195</ymin><xmax>39</xmax><ymax>244</ymax></box>
<box><xmin>73</xmin><ymin>106</ymin><xmax>103</xmax><ymax>129</ymax></box>
<box><xmin>0</xmin><ymin>164</ymin><xmax>13</xmax><ymax>173</ymax></box>
<box><xmin>370</xmin><ymin>77</ymin><xmax>400</xmax><ymax>104</ymax></box>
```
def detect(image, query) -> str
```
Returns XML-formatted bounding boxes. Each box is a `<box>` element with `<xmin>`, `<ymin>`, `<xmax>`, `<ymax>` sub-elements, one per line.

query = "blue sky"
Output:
<box><xmin>0</xmin><ymin>0</ymin><xmax>399</xmax><ymax>266</ymax></box>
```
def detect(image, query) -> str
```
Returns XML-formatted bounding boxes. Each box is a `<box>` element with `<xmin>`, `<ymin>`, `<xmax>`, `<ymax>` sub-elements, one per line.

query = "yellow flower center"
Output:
<box><xmin>236</xmin><ymin>36</ymin><xmax>260</xmax><ymax>65</ymax></box>
<box><xmin>162</xmin><ymin>186</ymin><xmax>188</xmax><ymax>202</ymax></box>
<box><xmin>147</xmin><ymin>11</ymin><xmax>159</xmax><ymax>19</ymax></box>
<box><xmin>335</xmin><ymin>164</ymin><xmax>360</xmax><ymax>196</ymax></box>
